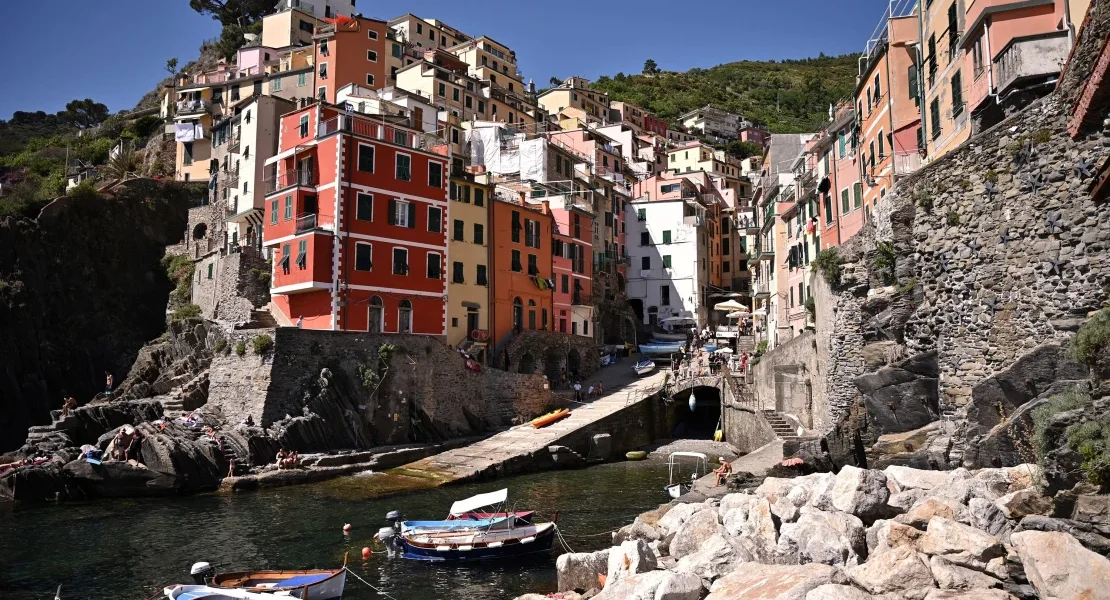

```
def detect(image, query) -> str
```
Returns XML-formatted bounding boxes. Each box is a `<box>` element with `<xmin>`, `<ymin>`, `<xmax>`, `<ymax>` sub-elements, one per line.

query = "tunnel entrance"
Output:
<box><xmin>668</xmin><ymin>386</ymin><xmax>721</xmax><ymax>439</ymax></box>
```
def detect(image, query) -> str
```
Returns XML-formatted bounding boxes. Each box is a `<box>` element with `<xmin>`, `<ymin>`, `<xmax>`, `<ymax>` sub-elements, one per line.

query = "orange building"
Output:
<box><xmin>314</xmin><ymin>15</ymin><xmax>392</xmax><ymax>104</ymax></box>
<box><xmin>855</xmin><ymin>12</ymin><xmax>923</xmax><ymax>217</ymax></box>
<box><xmin>262</xmin><ymin>104</ymin><xmax>448</xmax><ymax>334</ymax></box>
<box><xmin>488</xmin><ymin>194</ymin><xmax>554</xmax><ymax>360</ymax></box>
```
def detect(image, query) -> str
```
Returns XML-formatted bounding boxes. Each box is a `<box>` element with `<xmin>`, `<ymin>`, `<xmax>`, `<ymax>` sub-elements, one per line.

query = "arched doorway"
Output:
<box><xmin>398</xmin><ymin>299</ymin><xmax>412</xmax><ymax>333</ymax></box>
<box><xmin>545</xmin><ymin>348</ymin><xmax>563</xmax><ymax>385</ymax></box>
<box><xmin>368</xmin><ymin>296</ymin><xmax>383</xmax><ymax>333</ymax></box>
<box><xmin>512</xmin><ymin>297</ymin><xmax>523</xmax><ymax>332</ymax></box>
<box><xmin>519</xmin><ymin>352</ymin><xmax>535</xmax><ymax>374</ymax></box>
<box><xmin>566</xmin><ymin>349</ymin><xmax>581</xmax><ymax>379</ymax></box>
<box><xmin>670</xmin><ymin>386</ymin><xmax>722</xmax><ymax>439</ymax></box>
<box><xmin>629</xmin><ymin>299</ymin><xmax>644</xmax><ymax>323</ymax></box>
<box><xmin>527</xmin><ymin>299</ymin><xmax>537</xmax><ymax>330</ymax></box>
<box><xmin>192</xmin><ymin>223</ymin><xmax>208</xmax><ymax>240</ymax></box>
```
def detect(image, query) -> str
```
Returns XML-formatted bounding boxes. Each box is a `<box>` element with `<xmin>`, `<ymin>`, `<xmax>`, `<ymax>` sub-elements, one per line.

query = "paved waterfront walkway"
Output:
<box><xmin>686</xmin><ymin>440</ymin><xmax>786</xmax><ymax>500</ymax></box>
<box><xmin>393</xmin><ymin>357</ymin><xmax>668</xmax><ymax>484</ymax></box>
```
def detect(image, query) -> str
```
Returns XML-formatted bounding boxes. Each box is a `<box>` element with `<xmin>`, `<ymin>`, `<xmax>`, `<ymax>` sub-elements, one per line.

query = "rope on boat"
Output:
<box><xmin>553</xmin><ymin>525</ymin><xmax>577</xmax><ymax>554</ymax></box>
<box><xmin>558</xmin><ymin>527</ymin><xmax>622</xmax><ymax>539</ymax></box>
<box><xmin>344</xmin><ymin>566</ymin><xmax>404</xmax><ymax>600</ymax></box>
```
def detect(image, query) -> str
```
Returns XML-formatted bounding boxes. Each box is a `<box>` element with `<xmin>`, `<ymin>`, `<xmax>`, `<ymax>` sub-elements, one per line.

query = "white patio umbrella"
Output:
<box><xmin>713</xmin><ymin>299</ymin><xmax>746</xmax><ymax>312</ymax></box>
<box><xmin>726</xmin><ymin>311</ymin><xmax>745</xmax><ymax>319</ymax></box>
<box><xmin>716</xmin><ymin>347</ymin><xmax>734</xmax><ymax>354</ymax></box>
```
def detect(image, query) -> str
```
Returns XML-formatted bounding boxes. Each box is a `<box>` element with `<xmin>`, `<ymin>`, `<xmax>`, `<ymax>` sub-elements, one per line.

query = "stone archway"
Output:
<box><xmin>566</xmin><ymin>349</ymin><xmax>581</xmax><ymax>379</ymax></box>
<box><xmin>519</xmin><ymin>352</ymin><xmax>535</xmax><ymax>374</ymax></box>
<box><xmin>192</xmin><ymin>223</ymin><xmax>208</xmax><ymax>240</ymax></box>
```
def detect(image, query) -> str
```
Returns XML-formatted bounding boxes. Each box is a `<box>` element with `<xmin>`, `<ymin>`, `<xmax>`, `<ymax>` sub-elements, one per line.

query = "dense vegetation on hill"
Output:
<box><xmin>590</xmin><ymin>54</ymin><xmax>861</xmax><ymax>134</ymax></box>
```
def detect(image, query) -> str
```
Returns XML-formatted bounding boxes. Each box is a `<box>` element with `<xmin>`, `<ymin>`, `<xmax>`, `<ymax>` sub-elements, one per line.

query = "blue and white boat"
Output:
<box><xmin>383</xmin><ymin>489</ymin><xmax>556</xmax><ymax>562</ymax></box>
<box><xmin>633</xmin><ymin>358</ymin><xmax>656</xmax><ymax>376</ymax></box>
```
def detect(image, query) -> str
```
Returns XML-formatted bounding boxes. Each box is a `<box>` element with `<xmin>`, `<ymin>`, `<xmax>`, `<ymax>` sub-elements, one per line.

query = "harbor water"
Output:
<box><xmin>0</xmin><ymin>459</ymin><xmax>670</xmax><ymax>600</ymax></box>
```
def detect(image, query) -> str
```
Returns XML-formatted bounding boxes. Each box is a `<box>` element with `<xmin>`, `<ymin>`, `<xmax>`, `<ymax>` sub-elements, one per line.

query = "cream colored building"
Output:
<box><xmin>667</xmin><ymin>141</ymin><xmax>747</xmax><ymax>196</ymax></box>
<box><xmin>538</xmin><ymin>77</ymin><xmax>610</xmax><ymax>124</ymax></box>
<box><xmin>449</xmin><ymin>36</ymin><xmax>525</xmax><ymax>93</ymax></box>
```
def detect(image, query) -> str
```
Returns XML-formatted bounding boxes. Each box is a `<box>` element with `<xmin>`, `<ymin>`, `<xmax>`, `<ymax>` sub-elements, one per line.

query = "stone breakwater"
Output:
<box><xmin>520</xmin><ymin>464</ymin><xmax>1110</xmax><ymax>600</ymax></box>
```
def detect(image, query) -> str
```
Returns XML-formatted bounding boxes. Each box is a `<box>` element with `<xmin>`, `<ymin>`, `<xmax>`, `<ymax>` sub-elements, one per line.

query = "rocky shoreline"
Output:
<box><xmin>521</xmin><ymin>463</ymin><xmax>1110</xmax><ymax>600</ymax></box>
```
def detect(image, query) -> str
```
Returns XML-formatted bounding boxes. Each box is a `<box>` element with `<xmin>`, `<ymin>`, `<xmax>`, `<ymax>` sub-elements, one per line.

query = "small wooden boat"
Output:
<box><xmin>384</xmin><ymin>489</ymin><xmax>556</xmax><ymax>562</ymax></box>
<box><xmin>531</xmin><ymin>408</ymin><xmax>569</xmax><ymax>428</ymax></box>
<box><xmin>192</xmin><ymin>563</ymin><xmax>346</xmax><ymax>600</ymax></box>
<box><xmin>633</xmin><ymin>359</ymin><xmax>656</xmax><ymax>376</ymax></box>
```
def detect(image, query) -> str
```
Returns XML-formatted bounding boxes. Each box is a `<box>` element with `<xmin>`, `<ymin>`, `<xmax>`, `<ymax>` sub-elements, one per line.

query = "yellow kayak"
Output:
<box><xmin>531</xmin><ymin>408</ymin><xmax>570</xmax><ymax>428</ymax></box>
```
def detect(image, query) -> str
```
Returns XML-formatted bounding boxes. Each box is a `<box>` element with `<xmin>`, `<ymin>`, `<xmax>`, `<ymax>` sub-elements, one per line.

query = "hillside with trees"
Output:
<box><xmin>590</xmin><ymin>54</ymin><xmax>861</xmax><ymax>134</ymax></box>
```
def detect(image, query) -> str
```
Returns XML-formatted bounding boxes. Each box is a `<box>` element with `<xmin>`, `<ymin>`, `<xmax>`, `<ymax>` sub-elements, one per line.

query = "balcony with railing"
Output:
<box><xmin>264</xmin><ymin>168</ymin><xmax>316</xmax><ymax>195</ymax></box>
<box><xmin>994</xmin><ymin>31</ymin><xmax>1069</xmax><ymax>96</ymax></box>
<box><xmin>894</xmin><ymin>152</ymin><xmax>924</xmax><ymax>176</ymax></box>
<box><xmin>318</xmin><ymin>116</ymin><xmax>442</xmax><ymax>151</ymax></box>
<box><xmin>176</xmin><ymin>99</ymin><xmax>211</xmax><ymax>116</ymax></box>
<box><xmin>754</xmin><ymin>280</ymin><xmax>772</xmax><ymax>297</ymax></box>
<box><xmin>295</xmin><ymin>212</ymin><xmax>318</xmax><ymax>234</ymax></box>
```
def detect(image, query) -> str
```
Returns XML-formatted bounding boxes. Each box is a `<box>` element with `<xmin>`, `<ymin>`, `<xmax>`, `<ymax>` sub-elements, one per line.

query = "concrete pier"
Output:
<box><xmin>393</xmin><ymin>362</ymin><xmax>668</xmax><ymax>485</ymax></box>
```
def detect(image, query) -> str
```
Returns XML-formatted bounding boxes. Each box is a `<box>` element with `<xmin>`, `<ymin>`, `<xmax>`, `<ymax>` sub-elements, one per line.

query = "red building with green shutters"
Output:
<box><xmin>262</xmin><ymin>103</ymin><xmax>449</xmax><ymax>334</ymax></box>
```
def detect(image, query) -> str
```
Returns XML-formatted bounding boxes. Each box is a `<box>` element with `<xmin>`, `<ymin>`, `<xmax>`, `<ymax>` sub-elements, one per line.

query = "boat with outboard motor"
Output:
<box><xmin>185</xmin><ymin>562</ymin><xmax>346</xmax><ymax>600</ymax></box>
<box><xmin>379</xmin><ymin>489</ymin><xmax>556</xmax><ymax>562</ymax></box>
<box><xmin>664</xmin><ymin>451</ymin><xmax>708</xmax><ymax>499</ymax></box>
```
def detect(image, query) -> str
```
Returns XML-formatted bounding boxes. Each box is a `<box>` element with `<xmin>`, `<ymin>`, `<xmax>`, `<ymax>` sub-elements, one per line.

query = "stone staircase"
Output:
<box><xmin>736</xmin><ymin>336</ymin><xmax>756</xmax><ymax>354</ymax></box>
<box><xmin>763</xmin><ymin>410</ymin><xmax>801</xmax><ymax>441</ymax></box>
<box><xmin>237</xmin><ymin>309</ymin><xmax>278</xmax><ymax>330</ymax></box>
<box><xmin>154</xmin><ymin>370</ymin><xmax>209</xmax><ymax>418</ymax></box>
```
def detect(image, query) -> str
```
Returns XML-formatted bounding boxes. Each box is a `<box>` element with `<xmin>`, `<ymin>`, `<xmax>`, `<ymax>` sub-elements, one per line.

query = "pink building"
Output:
<box><xmin>961</xmin><ymin>0</ymin><xmax>1074</xmax><ymax>132</ymax></box>
<box><xmin>740</xmin><ymin>126</ymin><xmax>770</xmax><ymax>148</ymax></box>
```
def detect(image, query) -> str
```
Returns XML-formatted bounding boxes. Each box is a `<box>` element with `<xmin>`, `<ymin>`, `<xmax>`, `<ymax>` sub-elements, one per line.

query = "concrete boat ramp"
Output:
<box><xmin>391</xmin><ymin>369</ymin><xmax>669</xmax><ymax>485</ymax></box>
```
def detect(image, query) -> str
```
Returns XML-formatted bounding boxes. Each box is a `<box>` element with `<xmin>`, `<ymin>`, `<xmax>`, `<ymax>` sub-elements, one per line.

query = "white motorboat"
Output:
<box><xmin>633</xmin><ymin>359</ymin><xmax>656</xmax><ymax>376</ymax></box>
<box><xmin>664</xmin><ymin>451</ymin><xmax>708</xmax><ymax>499</ymax></box>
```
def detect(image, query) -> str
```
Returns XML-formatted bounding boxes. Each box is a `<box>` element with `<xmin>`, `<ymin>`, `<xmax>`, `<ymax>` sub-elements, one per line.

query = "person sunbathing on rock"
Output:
<box><xmin>713</xmin><ymin>457</ymin><xmax>733</xmax><ymax>487</ymax></box>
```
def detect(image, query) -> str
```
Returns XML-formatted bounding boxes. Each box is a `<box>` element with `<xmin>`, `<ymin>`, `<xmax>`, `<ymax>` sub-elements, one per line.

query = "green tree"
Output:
<box><xmin>549</xmin><ymin>76</ymin><xmax>561</xmax><ymax>87</ymax></box>
<box><xmin>643</xmin><ymin>59</ymin><xmax>659</xmax><ymax>74</ymax></box>
<box><xmin>166</xmin><ymin>58</ymin><xmax>180</xmax><ymax>80</ymax></box>
<box><xmin>63</xmin><ymin>99</ymin><xmax>109</xmax><ymax>130</ymax></box>
<box><xmin>727</xmin><ymin>140</ymin><xmax>763</xmax><ymax>159</ymax></box>
<box><xmin>188</xmin><ymin>0</ymin><xmax>273</xmax><ymax>26</ymax></box>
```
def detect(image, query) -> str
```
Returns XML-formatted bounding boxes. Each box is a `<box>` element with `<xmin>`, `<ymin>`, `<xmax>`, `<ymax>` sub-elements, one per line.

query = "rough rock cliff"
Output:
<box><xmin>0</xmin><ymin>180</ymin><xmax>198</xmax><ymax>452</ymax></box>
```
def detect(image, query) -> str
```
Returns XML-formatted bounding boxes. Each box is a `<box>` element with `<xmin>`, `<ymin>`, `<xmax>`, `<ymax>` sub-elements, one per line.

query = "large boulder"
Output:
<box><xmin>1010</xmin><ymin>530</ymin><xmax>1110</xmax><ymax>600</ymax></box>
<box><xmin>61</xmin><ymin>459</ymin><xmax>183</xmax><ymax>497</ymax></box>
<box><xmin>721</xmin><ymin>496</ymin><xmax>777</xmax><ymax>559</ymax></box>
<box><xmin>889</xmin><ymin>488</ymin><xmax>930</xmax><ymax>513</ymax></box>
<box><xmin>898</xmin><ymin>496</ymin><xmax>971</xmax><ymax>529</ymax></box>
<box><xmin>594</xmin><ymin>570</ymin><xmax>667</xmax><ymax>600</ymax></box>
<box><xmin>853</xmin><ymin>350</ymin><xmax>940</xmax><ymax>436</ymax></box>
<box><xmin>932</xmin><ymin>469</ymin><xmax>1003</xmax><ymax>504</ymax></box>
<box><xmin>1013</xmin><ymin>515</ymin><xmax>1110</xmax><ymax>555</ymax></box>
<box><xmin>867</xmin><ymin>518</ymin><xmax>924</xmax><ymax>556</ymax></box>
<box><xmin>845</xmin><ymin>545</ymin><xmax>935</xmax><ymax>595</ymax></box>
<box><xmin>967</xmin><ymin>498</ymin><xmax>1013</xmax><ymax>539</ymax></box>
<box><xmin>669</xmin><ymin>506</ymin><xmax>722</xmax><ymax>559</ymax></box>
<box><xmin>917</xmin><ymin>518</ymin><xmax>1005</xmax><ymax>577</ymax></box>
<box><xmin>756</xmin><ymin>477</ymin><xmax>800</xmax><ymax>505</ymax></box>
<box><xmin>804</xmin><ymin>584</ymin><xmax>872</xmax><ymax>600</ymax></box>
<box><xmin>676</xmin><ymin>532</ymin><xmax>753</xmax><ymax>582</ymax></box>
<box><xmin>778</xmin><ymin>508</ymin><xmax>867</xmax><ymax>566</ymax></box>
<box><xmin>557</xmin><ymin>549</ymin><xmax>609</xmax><ymax>592</ymax></box>
<box><xmin>823</xmin><ymin>465</ymin><xmax>890</xmax><ymax>520</ymax></box>
<box><xmin>613</xmin><ymin>517</ymin><xmax>662</xmax><ymax>544</ymax></box>
<box><xmin>885</xmin><ymin>465</ymin><xmax>949</xmax><ymax>491</ymax></box>
<box><xmin>654</xmin><ymin>571</ymin><xmax>704</xmax><ymax>600</ymax></box>
<box><xmin>922</xmin><ymin>591</ymin><xmax>1018</xmax><ymax>600</ymax></box>
<box><xmin>928</xmin><ymin>555</ymin><xmax>1003</xmax><ymax>591</ymax></box>
<box><xmin>605</xmin><ymin>539</ymin><xmax>657</xmax><ymax>588</ymax></box>
<box><xmin>993</xmin><ymin>489</ymin><xmax>1052</xmax><ymax>520</ymax></box>
<box><xmin>657</xmin><ymin>502</ymin><xmax>702</xmax><ymax>536</ymax></box>
<box><xmin>706</xmin><ymin>563</ymin><xmax>843</xmax><ymax>600</ymax></box>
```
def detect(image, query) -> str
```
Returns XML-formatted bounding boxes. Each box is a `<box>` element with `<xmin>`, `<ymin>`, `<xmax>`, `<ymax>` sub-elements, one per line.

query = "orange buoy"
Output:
<box><xmin>343</xmin><ymin>523</ymin><xmax>352</xmax><ymax>533</ymax></box>
<box><xmin>361</xmin><ymin>547</ymin><xmax>371</xmax><ymax>559</ymax></box>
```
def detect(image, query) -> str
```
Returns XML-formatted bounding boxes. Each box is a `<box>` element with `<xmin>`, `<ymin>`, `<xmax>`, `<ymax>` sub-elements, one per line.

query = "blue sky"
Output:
<box><xmin>0</xmin><ymin>0</ymin><xmax>891</xmax><ymax>119</ymax></box>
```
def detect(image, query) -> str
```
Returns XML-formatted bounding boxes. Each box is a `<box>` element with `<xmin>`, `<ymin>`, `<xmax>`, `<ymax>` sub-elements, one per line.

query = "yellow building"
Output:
<box><xmin>537</xmin><ymin>77</ymin><xmax>610</xmax><ymax>124</ymax></box>
<box><xmin>921</xmin><ymin>0</ymin><xmax>970</xmax><ymax>160</ymax></box>
<box><xmin>394</xmin><ymin>53</ymin><xmax>544</xmax><ymax>128</ymax></box>
<box><xmin>447</xmin><ymin>172</ymin><xmax>493</xmax><ymax>352</ymax></box>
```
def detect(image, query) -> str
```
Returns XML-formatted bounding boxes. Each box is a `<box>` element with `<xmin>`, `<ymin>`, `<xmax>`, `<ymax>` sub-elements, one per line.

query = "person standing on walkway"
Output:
<box><xmin>573</xmin><ymin>381</ymin><xmax>582</xmax><ymax>402</ymax></box>
<box><xmin>561</xmin><ymin>368</ymin><xmax>568</xmax><ymax>390</ymax></box>
<box><xmin>104</xmin><ymin>371</ymin><xmax>114</xmax><ymax>395</ymax></box>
